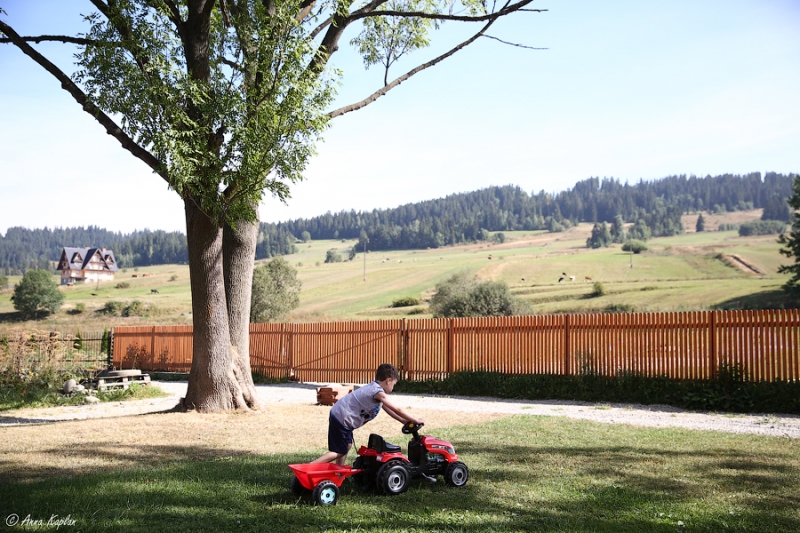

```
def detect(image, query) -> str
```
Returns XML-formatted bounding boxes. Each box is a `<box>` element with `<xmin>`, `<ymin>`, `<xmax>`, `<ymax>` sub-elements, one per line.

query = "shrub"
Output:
<box><xmin>115</xmin><ymin>282</ymin><xmax>131</xmax><ymax>289</ymax></box>
<box><xmin>492</xmin><ymin>232</ymin><xmax>506</xmax><ymax>244</ymax></box>
<box><xmin>99</xmin><ymin>301</ymin><xmax>126</xmax><ymax>316</ymax></box>
<box><xmin>738</xmin><ymin>220</ymin><xmax>787</xmax><ymax>236</ymax></box>
<box><xmin>324</xmin><ymin>249</ymin><xmax>343</xmax><ymax>263</ymax></box>
<box><xmin>169</xmin><ymin>274</ymin><xmax>178</xmax><ymax>282</ymax></box>
<box><xmin>603</xmin><ymin>303</ymin><xmax>635</xmax><ymax>313</ymax></box>
<box><xmin>392</xmin><ymin>296</ymin><xmax>422</xmax><ymax>308</ymax></box>
<box><xmin>591</xmin><ymin>281</ymin><xmax>606</xmax><ymax>297</ymax></box>
<box><xmin>407</xmin><ymin>308</ymin><xmax>426</xmax><ymax>315</ymax></box>
<box><xmin>429</xmin><ymin>272</ymin><xmax>524</xmax><ymax>318</ymax></box>
<box><xmin>0</xmin><ymin>274</ymin><xmax>8</xmax><ymax>289</ymax></box>
<box><xmin>11</xmin><ymin>270</ymin><xmax>64</xmax><ymax>319</ymax></box>
<box><xmin>621</xmin><ymin>240</ymin><xmax>648</xmax><ymax>253</ymax></box>
<box><xmin>718</xmin><ymin>223</ymin><xmax>739</xmax><ymax>231</ymax></box>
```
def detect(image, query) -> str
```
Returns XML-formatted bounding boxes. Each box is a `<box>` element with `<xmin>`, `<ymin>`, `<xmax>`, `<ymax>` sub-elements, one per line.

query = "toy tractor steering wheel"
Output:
<box><xmin>402</xmin><ymin>421</ymin><xmax>424</xmax><ymax>436</ymax></box>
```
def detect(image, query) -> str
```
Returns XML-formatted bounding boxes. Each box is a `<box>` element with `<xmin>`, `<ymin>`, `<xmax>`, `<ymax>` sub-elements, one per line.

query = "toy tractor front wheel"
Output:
<box><xmin>444</xmin><ymin>461</ymin><xmax>469</xmax><ymax>487</ymax></box>
<box><xmin>377</xmin><ymin>460</ymin><xmax>410</xmax><ymax>496</ymax></box>
<box><xmin>312</xmin><ymin>480</ymin><xmax>340</xmax><ymax>506</ymax></box>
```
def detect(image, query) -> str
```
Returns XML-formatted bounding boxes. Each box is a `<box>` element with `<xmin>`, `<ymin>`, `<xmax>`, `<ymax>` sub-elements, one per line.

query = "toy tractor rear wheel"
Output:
<box><xmin>377</xmin><ymin>460</ymin><xmax>410</xmax><ymax>496</ymax></box>
<box><xmin>312</xmin><ymin>480</ymin><xmax>340</xmax><ymax>506</ymax></box>
<box><xmin>444</xmin><ymin>461</ymin><xmax>469</xmax><ymax>487</ymax></box>
<box><xmin>352</xmin><ymin>456</ymin><xmax>374</xmax><ymax>491</ymax></box>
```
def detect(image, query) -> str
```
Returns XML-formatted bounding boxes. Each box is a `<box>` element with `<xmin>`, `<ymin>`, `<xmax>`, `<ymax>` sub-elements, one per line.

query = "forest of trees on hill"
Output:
<box><xmin>271</xmin><ymin>172</ymin><xmax>794</xmax><ymax>252</ymax></box>
<box><xmin>1</xmin><ymin>172</ymin><xmax>794</xmax><ymax>274</ymax></box>
<box><xmin>0</xmin><ymin>225</ymin><xmax>296</xmax><ymax>275</ymax></box>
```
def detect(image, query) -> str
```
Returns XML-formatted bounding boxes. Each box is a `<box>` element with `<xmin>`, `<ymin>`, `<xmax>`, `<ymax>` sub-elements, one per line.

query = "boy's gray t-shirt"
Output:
<box><xmin>331</xmin><ymin>381</ymin><xmax>384</xmax><ymax>430</ymax></box>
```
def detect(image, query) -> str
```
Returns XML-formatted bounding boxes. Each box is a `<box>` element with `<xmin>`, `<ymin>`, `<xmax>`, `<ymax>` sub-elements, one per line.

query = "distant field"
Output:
<box><xmin>0</xmin><ymin>209</ymin><xmax>793</xmax><ymax>330</ymax></box>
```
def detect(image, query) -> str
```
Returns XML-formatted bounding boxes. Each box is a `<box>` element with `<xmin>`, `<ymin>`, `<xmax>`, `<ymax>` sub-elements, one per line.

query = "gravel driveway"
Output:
<box><xmin>2</xmin><ymin>380</ymin><xmax>799</xmax><ymax>438</ymax></box>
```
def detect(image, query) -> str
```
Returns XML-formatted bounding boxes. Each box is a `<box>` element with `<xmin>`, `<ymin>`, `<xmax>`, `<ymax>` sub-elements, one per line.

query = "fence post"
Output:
<box><xmin>108</xmin><ymin>327</ymin><xmax>114</xmax><ymax>369</ymax></box>
<box><xmin>564</xmin><ymin>314</ymin><xmax>571</xmax><ymax>376</ymax></box>
<box><xmin>400</xmin><ymin>318</ymin><xmax>409</xmax><ymax>377</ymax></box>
<box><xmin>709</xmin><ymin>311</ymin><xmax>717</xmax><ymax>380</ymax></box>
<box><xmin>447</xmin><ymin>318</ymin><xmax>454</xmax><ymax>377</ymax></box>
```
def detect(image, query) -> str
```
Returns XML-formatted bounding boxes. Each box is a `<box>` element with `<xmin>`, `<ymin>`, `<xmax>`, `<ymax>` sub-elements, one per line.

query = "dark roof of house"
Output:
<box><xmin>57</xmin><ymin>247</ymin><xmax>119</xmax><ymax>272</ymax></box>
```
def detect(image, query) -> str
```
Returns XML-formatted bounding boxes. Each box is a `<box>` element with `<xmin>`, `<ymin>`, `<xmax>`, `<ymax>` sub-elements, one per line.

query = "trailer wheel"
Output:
<box><xmin>444</xmin><ymin>461</ymin><xmax>469</xmax><ymax>487</ymax></box>
<box><xmin>312</xmin><ymin>480</ymin><xmax>339</xmax><ymax>506</ymax></box>
<box><xmin>377</xmin><ymin>460</ymin><xmax>410</xmax><ymax>496</ymax></box>
<box><xmin>290</xmin><ymin>476</ymin><xmax>307</xmax><ymax>497</ymax></box>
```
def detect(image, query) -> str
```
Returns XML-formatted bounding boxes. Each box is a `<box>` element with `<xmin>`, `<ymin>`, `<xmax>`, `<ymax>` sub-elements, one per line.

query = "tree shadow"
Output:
<box><xmin>0</xmin><ymin>438</ymin><xmax>797</xmax><ymax>532</ymax></box>
<box><xmin>712</xmin><ymin>289</ymin><xmax>798</xmax><ymax>310</ymax></box>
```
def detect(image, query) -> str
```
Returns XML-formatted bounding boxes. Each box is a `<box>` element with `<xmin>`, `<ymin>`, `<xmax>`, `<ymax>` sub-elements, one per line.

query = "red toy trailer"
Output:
<box><xmin>288</xmin><ymin>463</ymin><xmax>363</xmax><ymax>506</ymax></box>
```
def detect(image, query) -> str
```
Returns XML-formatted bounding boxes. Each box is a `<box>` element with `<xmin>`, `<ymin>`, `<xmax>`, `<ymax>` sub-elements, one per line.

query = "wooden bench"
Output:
<box><xmin>95</xmin><ymin>374</ymin><xmax>151</xmax><ymax>391</ymax></box>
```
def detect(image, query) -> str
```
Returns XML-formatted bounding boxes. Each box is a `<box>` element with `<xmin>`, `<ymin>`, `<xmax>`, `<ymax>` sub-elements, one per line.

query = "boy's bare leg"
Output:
<box><xmin>311</xmin><ymin>443</ymin><xmax>351</xmax><ymax>464</ymax></box>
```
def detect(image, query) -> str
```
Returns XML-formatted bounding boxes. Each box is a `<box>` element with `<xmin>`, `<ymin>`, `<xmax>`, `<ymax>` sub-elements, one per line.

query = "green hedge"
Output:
<box><xmin>395</xmin><ymin>369</ymin><xmax>800</xmax><ymax>414</ymax></box>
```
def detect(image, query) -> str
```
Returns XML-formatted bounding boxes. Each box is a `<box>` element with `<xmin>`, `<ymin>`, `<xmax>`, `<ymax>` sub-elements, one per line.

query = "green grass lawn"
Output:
<box><xmin>2</xmin><ymin>416</ymin><xmax>797</xmax><ymax>532</ymax></box>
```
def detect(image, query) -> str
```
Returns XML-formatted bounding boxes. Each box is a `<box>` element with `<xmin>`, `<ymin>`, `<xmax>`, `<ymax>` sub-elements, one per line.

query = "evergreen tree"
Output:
<box><xmin>696</xmin><ymin>213</ymin><xmax>705</xmax><ymax>232</ymax></box>
<box><xmin>778</xmin><ymin>175</ymin><xmax>800</xmax><ymax>300</ymax></box>
<box><xmin>586</xmin><ymin>222</ymin><xmax>612</xmax><ymax>249</ymax></box>
<box><xmin>611</xmin><ymin>215</ymin><xmax>626</xmax><ymax>243</ymax></box>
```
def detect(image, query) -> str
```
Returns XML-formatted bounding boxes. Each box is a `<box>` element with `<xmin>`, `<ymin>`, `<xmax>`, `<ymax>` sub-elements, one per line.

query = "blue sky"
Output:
<box><xmin>1</xmin><ymin>0</ymin><xmax>799</xmax><ymax>235</ymax></box>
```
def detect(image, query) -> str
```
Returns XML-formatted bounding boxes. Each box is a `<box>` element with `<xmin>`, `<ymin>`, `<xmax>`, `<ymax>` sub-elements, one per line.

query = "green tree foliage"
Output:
<box><xmin>591</xmin><ymin>281</ymin><xmax>606</xmax><ymax>297</ymax></box>
<box><xmin>429</xmin><ymin>271</ymin><xmax>525</xmax><ymax>318</ymax></box>
<box><xmin>270</xmin><ymin>173</ymin><xmax>792</xmax><ymax>252</ymax></box>
<box><xmin>348</xmin><ymin>246</ymin><xmax>357</xmax><ymax>261</ymax></box>
<box><xmin>0</xmin><ymin>274</ymin><xmax>8</xmax><ymax>288</ymax></box>
<box><xmin>491</xmin><ymin>232</ymin><xmax>506</xmax><ymax>244</ymax></box>
<box><xmin>740</xmin><ymin>220</ymin><xmax>787</xmax><ymax>236</ymax></box>
<box><xmin>324</xmin><ymin>249</ymin><xmax>343</xmax><ymax>263</ymax></box>
<box><xmin>301</xmin><ymin>231</ymin><xmax>311</xmax><ymax>243</ymax></box>
<box><xmin>11</xmin><ymin>270</ymin><xmax>64</xmax><ymax>318</ymax></box>
<box><xmin>696</xmin><ymin>213</ymin><xmax>705</xmax><ymax>232</ymax></box>
<box><xmin>621</xmin><ymin>240</ymin><xmax>648</xmax><ymax>254</ymax></box>
<box><xmin>610</xmin><ymin>215</ymin><xmax>625</xmax><ymax>243</ymax></box>
<box><xmin>250</xmin><ymin>258</ymin><xmax>301</xmax><ymax>323</ymax></box>
<box><xmin>762</xmin><ymin>193</ymin><xmax>792</xmax><ymax>222</ymax></box>
<box><xmin>628</xmin><ymin>219</ymin><xmax>651</xmax><ymax>241</ymax></box>
<box><xmin>779</xmin><ymin>177</ymin><xmax>800</xmax><ymax>299</ymax></box>
<box><xmin>586</xmin><ymin>222</ymin><xmax>612</xmax><ymax>249</ymax></box>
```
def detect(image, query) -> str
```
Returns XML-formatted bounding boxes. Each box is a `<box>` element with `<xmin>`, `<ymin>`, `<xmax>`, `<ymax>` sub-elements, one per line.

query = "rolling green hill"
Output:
<box><xmin>0</xmin><ymin>209</ymin><xmax>791</xmax><ymax>330</ymax></box>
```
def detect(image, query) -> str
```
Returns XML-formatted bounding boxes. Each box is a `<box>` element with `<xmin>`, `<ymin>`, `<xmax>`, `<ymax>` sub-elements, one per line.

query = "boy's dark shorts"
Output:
<box><xmin>328</xmin><ymin>412</ymin><xmax>353</xmax><ymax>455</ymax></box>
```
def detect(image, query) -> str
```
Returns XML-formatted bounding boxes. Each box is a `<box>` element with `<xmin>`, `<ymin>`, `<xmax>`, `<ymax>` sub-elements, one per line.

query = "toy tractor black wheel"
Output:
<box><xmin>352</xmin><ymin>456</ymin><xmax>374</xmax><ymax>491</ymax></box>
<box><xmin>290</xmin><ymin>476</ymin><xmax>308</xmax><ymax>497</ymax></box>
<box><xmin>377</xmin><ymin>460</ymin><xmax>410</xmax><ymax>496</ymax></box>
<box><xmin>312</xmin><ymin>480</ymin><xmax>340</xmax><ymax>506</ymax></box>
<box><xmin>444</xmin><ymin>461</ymin><xmax>469</xmax><ymax>487</ymax></box>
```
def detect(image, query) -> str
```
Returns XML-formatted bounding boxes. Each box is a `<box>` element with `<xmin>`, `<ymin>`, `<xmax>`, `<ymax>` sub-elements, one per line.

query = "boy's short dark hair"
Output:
<box><xmin>375</xmin><ymin>363</ymin><xmax>399</xmax><ymax>382</ymax></box>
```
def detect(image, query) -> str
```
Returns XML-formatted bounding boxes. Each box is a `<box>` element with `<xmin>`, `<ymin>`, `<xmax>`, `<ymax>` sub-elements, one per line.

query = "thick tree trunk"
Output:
<box><xmin>222</xmin><ymin>210</ymin><xmax>260</xmax><ymax>409</ymax></box>
<box><xmin>183</xmin><ymin>198</ymin><xmax>251</xmax><ymax>412</ymax></box>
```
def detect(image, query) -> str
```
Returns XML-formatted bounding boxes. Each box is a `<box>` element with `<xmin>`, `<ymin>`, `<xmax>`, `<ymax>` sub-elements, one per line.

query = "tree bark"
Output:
<box><xmin>182</xmin><ymin>197</ymin><xmax>251</xmax><ymax>412</ymax></box>
<box><xmin>222</xmin><ymin>208</ymin><xmax>261</xmax><ymax>409</ymax></box>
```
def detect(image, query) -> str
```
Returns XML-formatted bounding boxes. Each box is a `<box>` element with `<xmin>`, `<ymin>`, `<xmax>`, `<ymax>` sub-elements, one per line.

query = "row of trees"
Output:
<box><xmin>0</xmin><ymin>223</ymin><xmax>298</xmax><ymax>275</ymax></box>
<box><xmin>267</xmin><ymin>173</ymin><xmax>793</xmax><ymax>252</ymax></box>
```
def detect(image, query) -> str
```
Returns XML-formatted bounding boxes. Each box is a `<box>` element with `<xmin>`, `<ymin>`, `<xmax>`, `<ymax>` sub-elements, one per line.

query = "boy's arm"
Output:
<box><xmin>375</xmin><ymin>392</ymin><xmax>423</xmax><ymax>425</ymax></box>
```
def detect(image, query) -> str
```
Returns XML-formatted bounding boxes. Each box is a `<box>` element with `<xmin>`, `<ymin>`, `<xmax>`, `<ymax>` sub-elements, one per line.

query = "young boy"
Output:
<box><xmin>312</xmin><ymin>363</ymin><xmax>423</xmax><ymax>465</ymax></box>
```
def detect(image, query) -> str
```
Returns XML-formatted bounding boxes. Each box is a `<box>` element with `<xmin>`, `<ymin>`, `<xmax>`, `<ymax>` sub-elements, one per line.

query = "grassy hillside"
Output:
<box><xmin>0</xmin><ymin>209</ymin><xmax>792</xmax><ymax>330</ymax></box>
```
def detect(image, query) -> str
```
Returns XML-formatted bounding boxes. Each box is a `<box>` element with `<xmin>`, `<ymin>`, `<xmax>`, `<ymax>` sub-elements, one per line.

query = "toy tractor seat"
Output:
<box><xmin>368</xmin><ymin>433</ymin><xmax>401</xmax><ymax>453</ymax></box>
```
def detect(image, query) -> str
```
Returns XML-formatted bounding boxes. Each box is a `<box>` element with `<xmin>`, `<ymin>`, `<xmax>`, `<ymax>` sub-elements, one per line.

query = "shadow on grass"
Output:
<box><xmin>712</xmin><ymin>289</ymin><xmax>798</xmax><ymax>310</ymax></box>
<box><xmin>1</xmin><ymin>437</ymin><xmax>798</xmax><ymax>533</ymax></box>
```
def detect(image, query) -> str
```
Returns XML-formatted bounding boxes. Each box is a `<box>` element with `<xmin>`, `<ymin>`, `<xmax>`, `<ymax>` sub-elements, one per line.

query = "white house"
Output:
<box><xmin>57</xmin><ymin>247</ymin><xmax>119</xmax><ymax>285</ymax></box>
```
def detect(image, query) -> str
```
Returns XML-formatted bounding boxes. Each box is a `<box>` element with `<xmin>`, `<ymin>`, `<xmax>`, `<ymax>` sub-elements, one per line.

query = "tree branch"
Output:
<box><xmin>0</xmin><ymin>19</ymin><xmax>168</xmax><ymax>182</ymax></box>
<box><xmin>347</xmin><ymin>1</ymin><xmax>542</xmax><ymax>23</ymax></box>
<box><xmin>481</xmin><ymin>34</ymin><xmax>547</xmax><ymax>49</ymax></box>
<box><xmin>0</xmin><ymin>35</ymin><xmax>104</xmax><ymax>46</ymax></box>
<box><xmin>327</xmin><ymin>12</ymin><xmax>503</xmax><ymax>118</ymax></box>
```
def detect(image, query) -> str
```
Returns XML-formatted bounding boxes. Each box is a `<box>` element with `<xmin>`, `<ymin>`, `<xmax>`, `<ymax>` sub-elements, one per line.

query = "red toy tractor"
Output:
<box><xmin>289</xmin><ymin>422</ymin><xmax>468</xmax><ymax>505</ymax></box>
<box><xmin>353</xmin><ymin>421</ymin><xmax>469</xmax><ymax>495</ymax></box>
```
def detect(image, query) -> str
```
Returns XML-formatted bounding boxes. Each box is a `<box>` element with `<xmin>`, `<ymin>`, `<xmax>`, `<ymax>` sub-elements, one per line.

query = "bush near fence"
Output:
<box><xmin>394</xmin><ymin>368</ymin><xmax>800</xmax><ymax>415</ymax></box>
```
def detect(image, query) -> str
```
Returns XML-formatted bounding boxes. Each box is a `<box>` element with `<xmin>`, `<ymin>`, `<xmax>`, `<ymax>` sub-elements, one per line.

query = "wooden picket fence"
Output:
<box><xmin>112</xmin><ymin>309</ymin><xmax>800</xmax><ymax>383</ymax></box>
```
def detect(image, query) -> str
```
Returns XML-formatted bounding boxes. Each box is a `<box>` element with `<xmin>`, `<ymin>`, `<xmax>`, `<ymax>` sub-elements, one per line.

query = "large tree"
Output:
<box><xmin>1</xmin><ymin>0</ymin><xmax>541</xmax><ymax>412</ymax></box>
